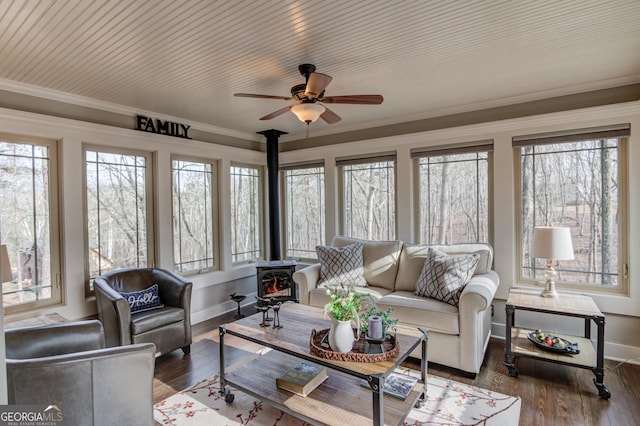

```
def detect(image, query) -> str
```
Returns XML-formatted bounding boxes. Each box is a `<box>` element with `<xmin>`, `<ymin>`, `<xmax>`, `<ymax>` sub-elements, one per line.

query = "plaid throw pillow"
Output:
<box><xmin>316</xmin><ymin>242</ymin><xmax>367</xmax><ymax>287</ymax></box>
<box><xmin>119</xmin><ymin>284</ymin><xmax>164</xmax><ymax>313</ymax></box>
<box><xmin>415</xmin><ymin>248</ymin><xmax>480</xmax><ymax>307</ymax></box>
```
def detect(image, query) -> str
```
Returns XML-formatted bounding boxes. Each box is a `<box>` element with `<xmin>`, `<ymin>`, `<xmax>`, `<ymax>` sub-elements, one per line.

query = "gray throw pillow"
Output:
<box><xmin>316</xmin><ymin>242</ymin><xmax>367</xmax><ymax>287</ymax></box>
<box><xmin>415</xmin><ymin>248</ymin><xmax>480</xmax><ymax>307</ymax></box>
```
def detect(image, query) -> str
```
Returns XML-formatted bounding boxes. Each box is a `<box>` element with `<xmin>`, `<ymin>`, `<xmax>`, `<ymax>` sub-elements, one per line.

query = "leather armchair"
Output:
<box><xmin>94</xmin><ymin>267</ymin><xmax>193</xmax><ymax>356</ymax></box>
<box><xmin>5</xmin><ymin>320</ymin><xmax>155</xmax><ymax>426</ymax></box>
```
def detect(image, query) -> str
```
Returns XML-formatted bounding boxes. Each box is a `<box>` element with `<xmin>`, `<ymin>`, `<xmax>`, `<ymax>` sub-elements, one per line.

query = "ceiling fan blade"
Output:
<box><xmin>259</xmin><ymin>105</ymin><xmax>293</xmax><ymax>120</ymax></box>
<box><xmin>320</xmin><ymin>106</ymin><xmax>341</xmax><ymax>124</ymax></box>
<box><xmin>304</xmin><ymin>73</ymin><xmax>332</xmax><ymax>99</ymax></box>
<box><xmin>234</xmin><ymin>93</ymin><xmax>293</xmax><ymax>101</ymax></box>
<box><xmin>321</xmin><ymin>94</ymin><xmax>383</xmax><ymax>104</ymax></box>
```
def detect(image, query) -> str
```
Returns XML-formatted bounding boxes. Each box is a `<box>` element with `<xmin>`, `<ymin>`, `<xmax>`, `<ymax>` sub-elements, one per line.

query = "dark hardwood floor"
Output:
<box><xmin>154</xmin><ymin>307</ymin><xmax>640</xmax><ymax>425</ymax></box>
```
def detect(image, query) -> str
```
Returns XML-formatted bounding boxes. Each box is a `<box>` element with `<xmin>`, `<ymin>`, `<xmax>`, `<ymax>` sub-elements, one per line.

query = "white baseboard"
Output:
<box><xmin>191</xmin><ymin>291</ymin><xmax>257</xmax><ymax>325</ymax></box>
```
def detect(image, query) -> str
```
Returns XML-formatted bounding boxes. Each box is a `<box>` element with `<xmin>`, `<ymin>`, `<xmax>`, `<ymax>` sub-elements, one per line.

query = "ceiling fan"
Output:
<box><xmin>234</xmin><ymin>64</ymin><xmax>383</xmax><ymax>125</ymax></box>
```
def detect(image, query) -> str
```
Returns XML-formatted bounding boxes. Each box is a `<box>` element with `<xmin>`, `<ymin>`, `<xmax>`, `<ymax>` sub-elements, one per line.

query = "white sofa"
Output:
<box><xmin>292</xmin><ymin>236</ymin><xmax>499</xmax><ymax>377</ymax></box>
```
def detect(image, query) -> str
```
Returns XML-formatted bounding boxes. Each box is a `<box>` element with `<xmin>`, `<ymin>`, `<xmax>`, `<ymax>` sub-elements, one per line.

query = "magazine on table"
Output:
<box><xmin>359</xmin><ymin>371</ymin><xmax>418</xmax><ymax>400</ymax></box>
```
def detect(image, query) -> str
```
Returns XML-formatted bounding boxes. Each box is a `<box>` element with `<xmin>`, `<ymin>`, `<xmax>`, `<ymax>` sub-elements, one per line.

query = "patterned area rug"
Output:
<box><xmin>154</xmin><ymin>370</ymin><xmax>520</xmax><ymax>425</ymax></box>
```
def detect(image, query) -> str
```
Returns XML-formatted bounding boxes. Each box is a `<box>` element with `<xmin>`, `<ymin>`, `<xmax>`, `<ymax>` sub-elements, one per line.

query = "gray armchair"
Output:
<box><xmin>5</xmin><ymin>320</ymin><xmax>155</xmax><ymax>426</ymax></box>
<box><xmin>94</xmin><ymin>267</ymin><xmax>193</xmax><ymax>356</ymax></box>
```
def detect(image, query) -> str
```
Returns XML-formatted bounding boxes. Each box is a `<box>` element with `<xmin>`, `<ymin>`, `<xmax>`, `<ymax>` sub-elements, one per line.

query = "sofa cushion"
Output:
<box><xmin>415</xmin><ymin>248</ymin><xmax>479</xmax><ymax>307</ymax></box>
<box><xmin>309</xmin><ymin>284</ymin><xmax>391</xmax><ymax>309</ymax></box>
<box><xmin>395</xmin><ymin>243</ymin><xmax>492</xmax><ymax>292</ymax></box>
<box><xmin>130</xmin><ymin>306</ymin><xmax>184</xmax><ymax>335</ymax></box>
<box><xmin>316</xmin><ymin>242</ymin><xmax>367</xmax><ymax>287</ymax></box>
<box><xmin>118</xmin><ymin>284</ymin><xmax>164</xmax><ymax>313</ymax></box>
<box><xmin>376</xmin><ymin>291</ymin><xmax>460</xmax><ymax>335</ymax></box>
<box><xmin>331</xmin><ymin>236</ymin><xmax>403</xmax><ymax>290</ymax></box>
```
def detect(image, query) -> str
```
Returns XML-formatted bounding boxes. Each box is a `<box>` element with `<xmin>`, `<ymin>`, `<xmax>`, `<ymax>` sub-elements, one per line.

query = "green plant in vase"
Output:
<box><xmin>323</xmin><ymin>284</ymin><xmax>372</xmax><ymax>352</ymax></box>
<box><xmin>360</xmin><ymin>305</ymin><xmax>399</xmax><ymax>339</ymax></box>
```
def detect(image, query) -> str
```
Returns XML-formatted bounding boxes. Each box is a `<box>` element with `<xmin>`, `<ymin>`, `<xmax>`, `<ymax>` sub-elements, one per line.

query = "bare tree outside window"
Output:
<box><xmin>85</xmin><ymin>148</ymin><xmax>153</xmax><ymax>291</ymax></box>
<box><xmin>230</xmin><ymin>165</ymin><xmax>262</xmax><ymax>263</ymax></box>
<box><xmin>283</xmin><ymin>166</ymin><xmax>325</xmax><ymax>260</ymax></box>
<box><xmin>341</xmin><ymin>160</ymin><xmax>395</xmax><ymax>240</ymax></box>
<box><xmin>416</xmin><ymin>152</ymin><xmax>489</xmax><ymax>244</ymax></box>
<box><xmin>172</xmin><ymin>158</ymin><xmax>217</xmax><ymax>273</ymax></box>
<box><xmin>0</xmin><ymin>139</ymin><xmax>60</xmax><ymax>310</ymax></box>
<box><xmin>520</xmin><ymin>139</ymin><xmax>623</xmax><ymax>287</ymax></box>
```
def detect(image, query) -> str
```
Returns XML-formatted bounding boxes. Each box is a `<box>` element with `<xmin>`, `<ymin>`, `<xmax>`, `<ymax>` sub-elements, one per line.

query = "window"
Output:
<box><xmin>282</xmin><ymin>163</ymin><xmax>325</xmax><ymax>260</ymax></box>
<box><xmin>0</xmin><ymin>135</ymin><xmax>61</xmax><ymax>312</ymax></box>
<box><xmin>514</xmin><ymin>125</ymin><xmax>629</xmax><ymax>292</ymax></box>
<box><xmin>172</xmin><ymin>157</ymin><xmax>217</xmax><ymax>273</ymax></box>
<box><xmin>338</xmin><ymin>153</ymin><xmax>396</xmax><ymax>240</ymax></box>
<box><xmin>84</xmin><ymin>147</ymin><xmax>154</xmax><ymax>292</ymax></box>
<box><xmin>413</xmin><ymin>143</ymin><xmax>492</xmax><ymax>244</ymax></box>
<box><xmin>230</xmin><ymin>164</ymin><xmax>263</xmax><ymax>263</ymax></box>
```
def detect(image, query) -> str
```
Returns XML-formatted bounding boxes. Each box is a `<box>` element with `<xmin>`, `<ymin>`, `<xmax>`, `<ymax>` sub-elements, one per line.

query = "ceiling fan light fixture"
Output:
<box><xmin>290</xmin><ymin>103</ymin><xmax>325</xmax><ymax>124</ymax></box>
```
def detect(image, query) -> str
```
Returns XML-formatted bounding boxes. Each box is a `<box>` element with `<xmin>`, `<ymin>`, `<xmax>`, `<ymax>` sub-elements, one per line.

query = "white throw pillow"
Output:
<box><xmin>415</xmin><ymin>248</ymin><xmax>480</xmax><ymax>307</ymax></box>
<box><xmin>316</xmin><ymin>242</ymin><xmax>367</xmax><ymax>287</ymax></box>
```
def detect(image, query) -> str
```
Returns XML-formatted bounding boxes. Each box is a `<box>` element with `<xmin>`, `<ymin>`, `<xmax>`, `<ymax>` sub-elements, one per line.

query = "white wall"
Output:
<box><xmin>1</xmin><ymin>99</ymin><xmax>639</xmax><ymax>364</ymax></box>
<box><xmin>0</xmin><ymin>107</ymin><xmax>264</xmax><ymax>324</ymax></box>
<box><xmin>280</xmin><ymin>101</ymin><xmax>640</xmax><ymax>363</ymax></box>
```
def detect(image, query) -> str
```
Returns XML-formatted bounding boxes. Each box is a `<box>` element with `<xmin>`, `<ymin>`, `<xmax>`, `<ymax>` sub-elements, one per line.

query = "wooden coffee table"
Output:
<box><xmin>219</xmin><ymin>303</ymin><xmax>428</xmax><ymax>426</ymax></box>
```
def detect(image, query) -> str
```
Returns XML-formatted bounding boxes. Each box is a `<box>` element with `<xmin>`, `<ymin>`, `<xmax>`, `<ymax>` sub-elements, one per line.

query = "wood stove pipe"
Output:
<box><xmin>257</xmin><ymin>129</ymin><xmax>288</xmax><ymax>261</ymax></box>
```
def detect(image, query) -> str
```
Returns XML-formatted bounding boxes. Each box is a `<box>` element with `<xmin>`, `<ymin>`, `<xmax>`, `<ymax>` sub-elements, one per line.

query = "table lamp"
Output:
<box><xmin>1</xmin><ymin>244</ymin><xmax>13</xmax><ymax>283</ymax></box>
<box><xmin>532</xmin><ymin>226</ymin><xmax>574</xmax><ymax>298</ymax></box>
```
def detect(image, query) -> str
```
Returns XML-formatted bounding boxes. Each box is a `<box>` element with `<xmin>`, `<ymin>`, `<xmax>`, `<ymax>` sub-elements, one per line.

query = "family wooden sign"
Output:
<box><xmin>136</xmin><ymin>115</ymin><xmax>192</xmax><ymax>139</ymax></box>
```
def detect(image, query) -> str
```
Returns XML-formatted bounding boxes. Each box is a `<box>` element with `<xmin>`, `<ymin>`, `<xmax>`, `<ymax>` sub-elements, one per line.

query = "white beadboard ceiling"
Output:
<box><xmin>0</xmin><ymin>0</ymin><xmax>639</xmax><ymax>142</ymax></box>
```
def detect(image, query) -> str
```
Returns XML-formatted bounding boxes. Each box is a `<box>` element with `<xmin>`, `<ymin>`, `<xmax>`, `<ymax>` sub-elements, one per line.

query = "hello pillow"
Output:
<box><xmin>119</xmin><ymin>284</ymin><xmax>164</xmax><ymax>313</ymax></box>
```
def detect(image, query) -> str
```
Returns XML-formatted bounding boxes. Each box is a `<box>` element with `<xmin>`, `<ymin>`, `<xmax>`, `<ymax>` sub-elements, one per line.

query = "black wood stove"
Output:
<box><xmin>256</xmin><ymin>260</ymin><xmax>297</xmax><ymax>304</ymax></box>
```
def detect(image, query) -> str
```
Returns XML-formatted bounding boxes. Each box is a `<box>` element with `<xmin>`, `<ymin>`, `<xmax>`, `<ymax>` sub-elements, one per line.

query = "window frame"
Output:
<box><xmin>229</xmin><ymin>162</ymin><xmax>264</xmax><ymax>265</ymax></box>
<box><xmin>412</xmin><ymin>142</ymin><xmax>493</xmax><ymax>245</ymax></box>
<box><xmin>82</xmin><ymin>144</ymin><xmax>156</xmax><ymax>295</ymax></box>
<box><xmin>513</xmin><ymin>126</ymin><xmax>630</xmax><ymax>296</ymax></box>
<box><xmin>171</xmin><ymin>155</ymin><xmax>219</xmax><ymax>275</ymax></box>
<box><xmin>0</xmin><ymin>133</ymin><xmax>62</xmax><ymax>314</ymax></box>
<box><xmin>281</xmin><ymin>161</ymin><xmax>325</xmax><ymax>262</ymax></box>
<box><xmin>337</xmin><ymin>152</ymin><xmax>397</xmax><ymax>240</ymax></box>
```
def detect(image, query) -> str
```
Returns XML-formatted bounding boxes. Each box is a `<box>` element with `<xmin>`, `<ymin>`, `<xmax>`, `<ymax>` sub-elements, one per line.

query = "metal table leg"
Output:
<box><xmin>503</xmin><ymin>304</ymin><xmax>518</xmax><ymax>377</ymax></box>
<box><xmin>592</xmin><ymin>315</ymin><xmax>611</xmax><ymax>399</ymax></box>
<box><xmin>218</xmin><ymin>325</ymin><xmax>234</xmax><ymax>403</ymax></box>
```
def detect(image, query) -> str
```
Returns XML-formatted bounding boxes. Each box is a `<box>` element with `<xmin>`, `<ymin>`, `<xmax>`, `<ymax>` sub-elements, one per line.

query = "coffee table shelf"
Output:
<box><xmin>224</xmin><ymin>350</ymin><xmax>424</xmax><ymax>426</ymax></box>
<box><xmin>219</xmin><ymin>303</ymin><xmax>428</xmax><ymax>426</ymax></box>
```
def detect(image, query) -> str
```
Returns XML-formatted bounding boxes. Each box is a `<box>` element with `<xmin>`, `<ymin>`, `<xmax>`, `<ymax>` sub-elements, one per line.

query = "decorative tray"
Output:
<box><xmin>310</xmin><ymin>328</ymin><xmax>399</xmax><ymax>362</ymax></box>
<box><xmin>527</xmin><ymin>331</ymin><xmax>580</xmax><ymax>355</ymax></box>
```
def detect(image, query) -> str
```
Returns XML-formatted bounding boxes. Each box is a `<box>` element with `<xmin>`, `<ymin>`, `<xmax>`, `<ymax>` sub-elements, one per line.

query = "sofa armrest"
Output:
<box><xmin>459</xmin><ymin>270</ymin><xmax>499</xmax><ymax>312</ymax></box>
<box><xmin>94</xmin><ymin>279</ymin><xmax>132</xmax><ymax>347</ymax></box>
<box><xmin>292</xmin><ymin>263</ymin><xmax>321</xmax><ymax>305</ymax></box>
<box><xmin>152</xmin><ymin>269</ymin><xmax>193</xmax><ymax>346</ymax></box>
<box><xmin>151</xmin><ymin>269</ymin><xmax>192</xmax><ymax>308</ymax></box>
<box><xmin>458</xmin><ymin>270</ymin><xmax>499</xmax><ymax>374</ymax></box>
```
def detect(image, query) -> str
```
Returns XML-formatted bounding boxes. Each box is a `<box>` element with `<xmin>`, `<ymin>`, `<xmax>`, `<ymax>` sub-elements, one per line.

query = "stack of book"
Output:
<box><xmin>276</xmin><ymin>362</ymin><xmax>328</xmax><ymax>397</ymax></box>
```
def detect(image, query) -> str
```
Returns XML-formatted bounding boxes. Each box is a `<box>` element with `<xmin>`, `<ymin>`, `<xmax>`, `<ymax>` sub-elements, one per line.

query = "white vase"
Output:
<box><xmin>328</xmin><ymin>316</ymin><xmax>356</xmax><ymax>353</ymax></box>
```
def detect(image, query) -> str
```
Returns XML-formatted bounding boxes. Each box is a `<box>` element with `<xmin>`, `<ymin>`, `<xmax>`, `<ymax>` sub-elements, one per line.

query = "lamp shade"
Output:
<box><xmin>532</xmin><ymin>226</ymin><xmax>574</xmax><ymax>260</ymax></box>
<box><xmin>1</xmin><ymin>244</ymin><xmax>13</xmax><ymax>283</ymax></box>
<box><xmin>290</xmin><ymin>103</ymin><xmax>326</xmax><ymax>124</ymax></box>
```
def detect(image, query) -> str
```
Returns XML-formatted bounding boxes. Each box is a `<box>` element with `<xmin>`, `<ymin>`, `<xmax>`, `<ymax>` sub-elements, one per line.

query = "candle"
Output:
<box><xmin>368</xmin><ymin>315</ymin><xmax>383</xmax><ymax>339</ymax></box>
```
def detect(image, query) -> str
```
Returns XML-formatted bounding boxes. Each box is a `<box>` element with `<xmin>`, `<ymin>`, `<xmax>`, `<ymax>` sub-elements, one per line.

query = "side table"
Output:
<box><xmin>503</xmin><ymin>288</ymin><xmax>610</xmax><ymax>399</ymax></box>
